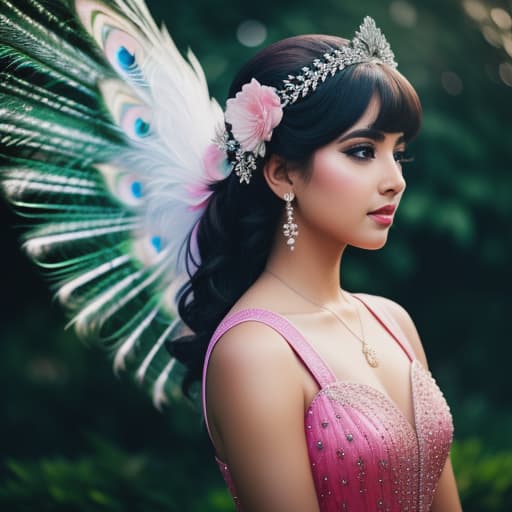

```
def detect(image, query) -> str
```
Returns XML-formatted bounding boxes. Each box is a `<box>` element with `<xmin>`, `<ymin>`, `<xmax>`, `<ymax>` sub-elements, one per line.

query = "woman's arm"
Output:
<box><xmin>206</xmin><ymin>321</ymin><xmax>321</xmax><ymax>512</ymax></box>
<box><xmin>430</xmin><ymin>455</ymin><xmax>463</xmax><ymax>511</ymax></box>
<box><xmin>378</xmin><ymin>296</ymin><xmax>463</xmax><ymax>511</ymax></box>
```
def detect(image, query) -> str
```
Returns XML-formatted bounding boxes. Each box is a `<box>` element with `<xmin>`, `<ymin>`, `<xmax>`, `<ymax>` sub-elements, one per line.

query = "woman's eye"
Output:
<box><xmin>393</xmin><ymin>150</ymin><xmax>415</xmax><ymax>164</ymax></box>
<box><xmin>343</xmin><ymin>145</ymin><xmax>415</xmax><ymax>165</ymax></box>
<box><xmin>344</xmin><ymin>145</ymin><xmax>375</xmax><ymax>160</ymax></box>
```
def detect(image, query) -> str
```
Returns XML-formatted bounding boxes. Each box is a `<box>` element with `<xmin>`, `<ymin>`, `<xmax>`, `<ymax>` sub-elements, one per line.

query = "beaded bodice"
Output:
<box><xmin>201</xmin><ymin>294</ymin><xmax>454</xmax><ymax>511</ymax></box>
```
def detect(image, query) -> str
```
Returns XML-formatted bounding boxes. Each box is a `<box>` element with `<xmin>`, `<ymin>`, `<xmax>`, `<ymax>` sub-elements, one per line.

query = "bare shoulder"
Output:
<box><xmin>206</xmin><ymin>318</ymin><xmax>304</xmax><ymax>434</ymax></box>
<box><xmin>358</xmin><ymin>293</ymin><xmax>429</xmax><ymax>369</ymax></box>
<box><xmin>205</xmin><ymin>277</ymin><xmax>304</xmax><ymax>393</ymax></box>
<box><xmin>207</xmin><ymin>319</ymin><xmax>300</xmax><ymax>382</ymax></box>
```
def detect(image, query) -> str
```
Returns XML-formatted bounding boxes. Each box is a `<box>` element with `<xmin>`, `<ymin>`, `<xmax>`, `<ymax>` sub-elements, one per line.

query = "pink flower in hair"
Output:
<box><xmin>224</xmin><ymin>78</ymin><xmax>283</xmax><ymax>153</ymax></box>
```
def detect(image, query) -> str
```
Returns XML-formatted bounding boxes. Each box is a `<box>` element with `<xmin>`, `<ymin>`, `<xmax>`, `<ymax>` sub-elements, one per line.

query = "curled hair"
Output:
<box><xmin>167</xmin><ymin>34</ymin><xmax>422</xmax><ymax>398</ymax></box>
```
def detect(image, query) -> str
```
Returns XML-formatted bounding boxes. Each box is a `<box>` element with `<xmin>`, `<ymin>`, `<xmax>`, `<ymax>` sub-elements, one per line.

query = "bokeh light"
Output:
<box><xmin>481</xmin><ymin>24</ymin><xmax>502</xmax><ymax>47</ymax></box>
<box><xmin>236</xmin><ymin>20</ymin><xmax>267</xmax><ymax>47</ymax></box>
<box><xmin>389</xmin><ymin>0</ymin><xmax>418</xmax><ymax>27</ymax></box>
<box><xmin>498</xmin><ymin>61</ymin><xmax>512</xmax><ymax>85</ymax></box>
<box><xmin>490</xmin><ymin>7</ymin><xmax>512</xmax><ymax>30</ymax></box>
<box><xmin>441</xmin><ymin>71</ymin><xmax>464</xmax><ymax>95</ymax></box>
<box><xmin>463</xmin><ymin>0</ymin><xmax>488</xmax><ymax>22</ymax></box>
<box><xmin>502</xmin><ymin>34</ymin><xmax>512</xmax><ymax>57</ymax></box>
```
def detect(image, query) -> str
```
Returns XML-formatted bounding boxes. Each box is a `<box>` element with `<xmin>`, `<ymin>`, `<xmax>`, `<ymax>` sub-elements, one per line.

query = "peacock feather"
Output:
<box><xmin>0</xmin><ymin>0</ymin><xmax>226</xmax><ymax>409</ymax></box>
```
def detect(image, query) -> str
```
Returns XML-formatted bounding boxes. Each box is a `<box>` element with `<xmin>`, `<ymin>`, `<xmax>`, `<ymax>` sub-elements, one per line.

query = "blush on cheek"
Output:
<box><xmin>312</xmin><ymin>151</ymin><xmax>354</xmax><ymax>191</ymax></box>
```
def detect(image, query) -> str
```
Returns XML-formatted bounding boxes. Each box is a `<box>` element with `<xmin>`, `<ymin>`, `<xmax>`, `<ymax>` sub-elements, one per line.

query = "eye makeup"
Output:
<box><xmin>341</xmin><ymin>142</ymin><xmax>413</xmax><ymax>165</ymax></box>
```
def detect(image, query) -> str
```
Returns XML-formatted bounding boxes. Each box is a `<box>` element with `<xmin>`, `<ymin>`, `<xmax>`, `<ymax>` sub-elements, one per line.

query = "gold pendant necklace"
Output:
<box><xmin>264</xmin><ymin>269</ymin><xmax>379</xmax><ymax>368</ymax></box>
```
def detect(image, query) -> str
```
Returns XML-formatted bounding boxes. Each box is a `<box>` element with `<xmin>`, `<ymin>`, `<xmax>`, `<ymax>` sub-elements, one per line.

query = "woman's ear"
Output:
<box><xmin>263</xmin><ymin>153</ymin><xmax>295</xmax><ymax>199</ymax></box>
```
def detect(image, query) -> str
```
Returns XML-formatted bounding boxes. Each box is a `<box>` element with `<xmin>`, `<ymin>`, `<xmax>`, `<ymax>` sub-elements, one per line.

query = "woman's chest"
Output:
<box><xmin>303</xmin><ymin>360</ymin><xmax>454</xmax><ymax>511</ymax></box>
<box><xmin>295</xmin><ymin>312</ymin><xmax>416</xmax><ymax>426</ymax></box>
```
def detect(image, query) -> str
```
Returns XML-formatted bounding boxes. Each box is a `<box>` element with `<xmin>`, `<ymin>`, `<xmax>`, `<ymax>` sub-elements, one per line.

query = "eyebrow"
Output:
<box><xmin>336</xmin><ymin>128</ymin><xmax>405</xmax><ymax>145</ymax></box>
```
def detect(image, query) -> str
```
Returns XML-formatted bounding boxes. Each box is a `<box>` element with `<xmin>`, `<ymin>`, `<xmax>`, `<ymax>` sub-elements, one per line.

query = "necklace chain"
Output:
<box><xmin>264</xmin><ymin>269</ymin><xmax>379</xmax><ymax>368</ymax></box>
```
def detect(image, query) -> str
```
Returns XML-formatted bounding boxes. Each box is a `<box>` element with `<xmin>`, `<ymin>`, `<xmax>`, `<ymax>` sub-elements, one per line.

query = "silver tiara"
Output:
<box><xmin>277</xmin><ymin>17</ymin><xmax>397</xmax><ymax>107</ymax></box>
<box><xmin>217</xmin><ymin>16</ymin><xmax>398</xmax><ymax>185</ymax></box>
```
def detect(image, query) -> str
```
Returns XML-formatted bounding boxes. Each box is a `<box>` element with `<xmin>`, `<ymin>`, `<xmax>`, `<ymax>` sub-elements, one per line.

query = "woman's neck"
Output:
<box><xmin>264</xmin><ymin>221</ymin><xmax>347</xmax><ymax>308</ymax></box>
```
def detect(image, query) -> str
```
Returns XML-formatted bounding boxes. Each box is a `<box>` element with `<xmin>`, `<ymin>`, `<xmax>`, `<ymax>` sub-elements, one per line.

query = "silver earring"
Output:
<box><xmin>282</xmin><ymin>191</ymin><xmax>299</xmax><ymax>251</ymax></box>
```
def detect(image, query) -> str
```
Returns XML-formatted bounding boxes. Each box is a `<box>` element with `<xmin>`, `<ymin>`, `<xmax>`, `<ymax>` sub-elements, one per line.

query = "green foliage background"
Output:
<box><xmin>1</xmin><ymin>0</ymin><xmax>511</xmax><ymax>510</ymax></box>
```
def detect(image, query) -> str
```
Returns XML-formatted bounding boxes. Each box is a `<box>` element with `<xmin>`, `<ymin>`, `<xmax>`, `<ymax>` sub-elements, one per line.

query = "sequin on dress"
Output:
<box><xmin>201</xmin><ymin>293</ymin><xmax>454</xmax><ymax>511</ymax></box>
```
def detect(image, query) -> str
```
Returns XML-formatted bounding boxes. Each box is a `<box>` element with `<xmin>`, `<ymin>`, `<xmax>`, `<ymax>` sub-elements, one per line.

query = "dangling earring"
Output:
<box><xmin>282</xmin><ymin>191</ymin><xmax>299</xmax><ymax>251</ymax></box>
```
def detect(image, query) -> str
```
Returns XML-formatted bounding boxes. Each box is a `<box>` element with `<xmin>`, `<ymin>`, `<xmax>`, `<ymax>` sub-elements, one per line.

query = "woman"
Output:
<box><xmin>0</xmin><ymin>3</ymin><xmax>460</xmax><ymax>510</ymax></box>
<box><xmin>176</xmin><ymin>18</ymin><xmax>462</xmax><ymax>512</ymax></box>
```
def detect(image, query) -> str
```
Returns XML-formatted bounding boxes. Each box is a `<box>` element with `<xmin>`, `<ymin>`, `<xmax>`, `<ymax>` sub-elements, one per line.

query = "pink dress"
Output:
<box><xmin>201</xmin><ymin>293</ymin><xmax>454</xmax><ymax>511</ymax></box>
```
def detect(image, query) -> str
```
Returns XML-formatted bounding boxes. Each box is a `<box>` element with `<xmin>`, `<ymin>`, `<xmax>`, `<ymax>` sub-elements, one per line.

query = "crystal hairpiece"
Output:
<box><xmin>215</xmin><ymin>16</ymin><xmax>398</xmax><ymax>185</ymax></box>
<box><xmin>278</xmin><ymin>17</ymin><xmax>397</xmax><ymax>107</ymax></box>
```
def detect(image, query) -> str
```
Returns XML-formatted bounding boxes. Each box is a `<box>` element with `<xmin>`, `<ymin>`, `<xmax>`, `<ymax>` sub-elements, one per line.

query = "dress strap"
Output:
<box><xmin>352</xmin><ymin>293</ymin><xmax>416</xmax><ymax>362</ymax></box>
<box><xmin>201</xmin><ymin>307</ymin><xmax>337</xmax><ymax>442</ymax></box>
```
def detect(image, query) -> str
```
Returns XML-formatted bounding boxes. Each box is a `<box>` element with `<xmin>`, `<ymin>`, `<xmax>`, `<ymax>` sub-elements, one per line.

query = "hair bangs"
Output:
<box><xmin>358</xmin><ymin>64</ymin><xmax>422</xmax><ymax>142</ymax></box>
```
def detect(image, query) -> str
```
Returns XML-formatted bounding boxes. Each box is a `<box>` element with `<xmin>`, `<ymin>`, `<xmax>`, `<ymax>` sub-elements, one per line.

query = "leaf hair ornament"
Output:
<box><xmin>217</xmin><ymin>16</ymin><xmax>398</xmax><ymax>185</ymax></box>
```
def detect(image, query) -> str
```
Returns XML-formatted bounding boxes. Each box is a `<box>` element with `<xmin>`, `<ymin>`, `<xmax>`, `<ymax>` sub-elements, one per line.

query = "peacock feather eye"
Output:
<box><xmin>116</xmin><ymin>46</ymin><xmax>136</xmax><ymax>71</ymax></box>
<box><xmin>95</xmin><ymin>164</ymin><xmax>143</xmax><ymax>208</ymax></box>
<box><xmin>130</xmin><ymin>181</ymin><xmax>142</xmax><ymax>198</ymax></box>
<box><xmin>134</xmin><ymin>117</ymin><xmax>150</xmax><ymax>137</ymax></box>
<box><xmin>150</xmin><ymin>236</ymin><xmax>162</xmax><ymax>253</ymax></box>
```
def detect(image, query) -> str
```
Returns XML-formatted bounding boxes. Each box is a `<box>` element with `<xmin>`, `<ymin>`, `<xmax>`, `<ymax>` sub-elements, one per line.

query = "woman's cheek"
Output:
<box><xmin>312</xmin><ymin>151</ymin><xmax>357</xmax><ymax>194</ymax></box>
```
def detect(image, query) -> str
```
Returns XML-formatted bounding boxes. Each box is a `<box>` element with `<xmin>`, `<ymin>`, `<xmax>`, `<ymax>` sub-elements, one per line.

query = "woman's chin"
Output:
<box><xmin>352</xmin><ymin>233</ymin><xmax>390</xmax><ymax>251</ymax></box>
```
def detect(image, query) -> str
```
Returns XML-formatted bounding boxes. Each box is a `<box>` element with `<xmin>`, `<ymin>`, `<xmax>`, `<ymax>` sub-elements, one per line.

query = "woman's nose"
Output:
<box><xmin>379</xmin><ymin>153</ymin><xmax>406</xmax><ymax>195</ymax></box>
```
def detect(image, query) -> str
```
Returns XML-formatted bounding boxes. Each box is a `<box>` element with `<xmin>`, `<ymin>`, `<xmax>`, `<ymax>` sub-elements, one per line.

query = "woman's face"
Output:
<box><xmin>292</xmin><ymin>93</ymin><xmax>408</xmax><ymax>251</ymax></box>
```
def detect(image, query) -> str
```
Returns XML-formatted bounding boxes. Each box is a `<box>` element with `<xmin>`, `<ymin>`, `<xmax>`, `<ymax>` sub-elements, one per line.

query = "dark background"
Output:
<box><xmin>1</xmin><ymin>0</ymin><xmax>511</xmax><ymax>510</ymax></box>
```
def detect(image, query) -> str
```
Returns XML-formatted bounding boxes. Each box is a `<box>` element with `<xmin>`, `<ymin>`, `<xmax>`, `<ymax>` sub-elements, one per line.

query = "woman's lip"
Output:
<box><xmin>369</xmin><ymin>205</ymin><xmax>396</xmax><ymax>214</ymax></box>
<box><xmin>368</xmin><ymin>213</ymin><xmax>393</xmax><ymax>226</ymax></box>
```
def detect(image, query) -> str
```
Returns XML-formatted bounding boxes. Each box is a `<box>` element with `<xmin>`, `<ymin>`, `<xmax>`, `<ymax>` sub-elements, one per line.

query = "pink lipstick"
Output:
<box><xmin>368</xmin><ymin>204</ymin><xmax>396</xmax><ymax>226</ymax></box>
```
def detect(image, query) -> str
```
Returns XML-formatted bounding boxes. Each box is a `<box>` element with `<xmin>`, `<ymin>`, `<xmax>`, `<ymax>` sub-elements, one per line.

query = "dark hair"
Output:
<box><xmin>167</xmin><ymin>34</ymin><xmax>422</xmax><ymax>398</ymax></box>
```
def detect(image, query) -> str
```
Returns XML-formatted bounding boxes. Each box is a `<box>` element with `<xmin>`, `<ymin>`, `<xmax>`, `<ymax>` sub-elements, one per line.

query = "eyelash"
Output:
<box><xmin>343</xmin><ymin>144</ymin><xmax>415</xmax><ymax>165</ymax></box>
